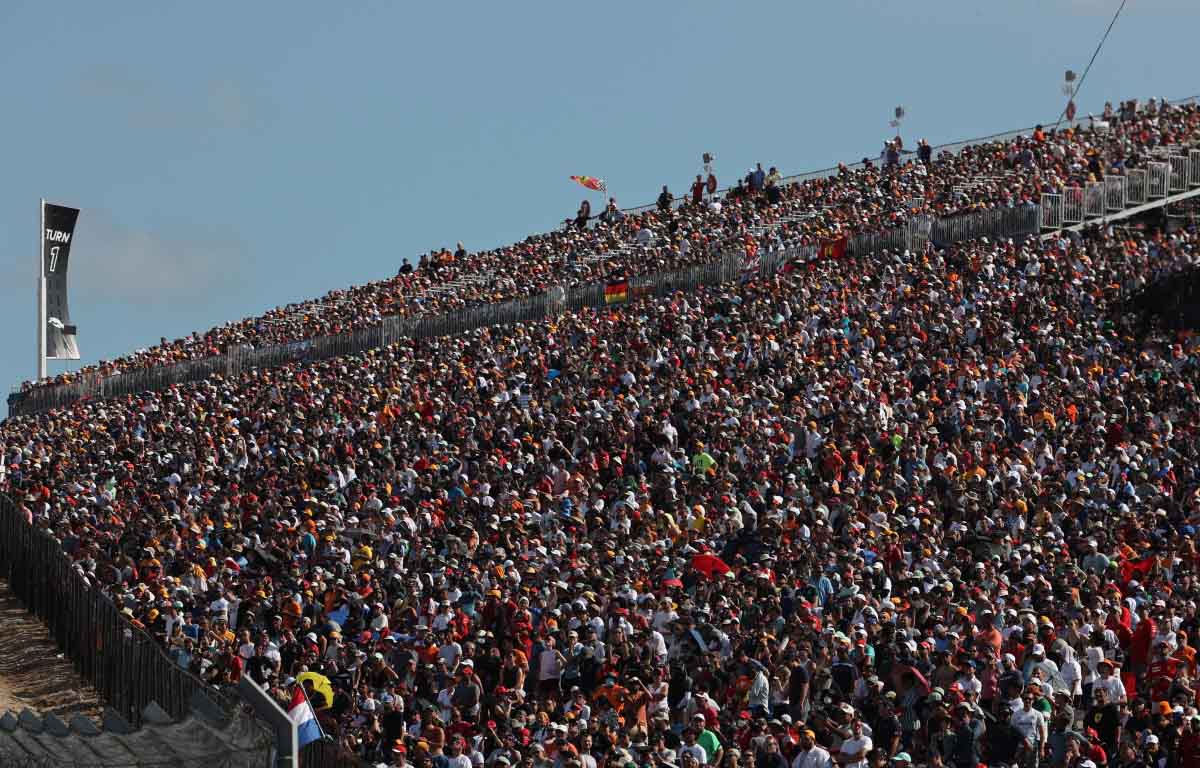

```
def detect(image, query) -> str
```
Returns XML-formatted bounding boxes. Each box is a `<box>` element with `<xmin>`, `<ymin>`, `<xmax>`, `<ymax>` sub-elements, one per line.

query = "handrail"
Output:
<box><xmin>7</xmin><ymin>205</ymin><xmax>1042</xmax><ymax>419</ymax></box>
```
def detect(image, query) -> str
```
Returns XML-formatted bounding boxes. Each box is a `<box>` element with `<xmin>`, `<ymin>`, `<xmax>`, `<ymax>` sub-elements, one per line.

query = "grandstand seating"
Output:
<box><xmin>2</xmin><ymin>96</ymin><xmax>1200</xmax><ymax>766</ymax></box>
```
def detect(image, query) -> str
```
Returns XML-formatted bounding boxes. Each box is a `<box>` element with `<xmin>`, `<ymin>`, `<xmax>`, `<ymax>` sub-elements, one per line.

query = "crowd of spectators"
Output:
<box><xmin>18</xmin><ymin>98</ymin><xmax>1200</xmax><ymax>397</ymax></box>
<box><xmin>3</xmin><ymin>198</ymin><xmax>1200</xmax><ymax>768</ymax></box>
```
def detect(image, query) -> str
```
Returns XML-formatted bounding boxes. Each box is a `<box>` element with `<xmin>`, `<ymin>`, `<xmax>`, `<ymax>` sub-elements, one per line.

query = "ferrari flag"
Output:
<box><xmin>820</xmin><ymin>236</ymin><xmax>848</xmax><ymax>261</ymax></box>
<box><xmin>570</xmin><ymin>175</ymin><xmax>607</xmax><ymax>192</ymax></box>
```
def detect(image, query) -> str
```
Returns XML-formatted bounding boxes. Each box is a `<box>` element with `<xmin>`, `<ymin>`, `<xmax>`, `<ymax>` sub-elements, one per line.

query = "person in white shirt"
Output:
<box><xmin>1051</xmin><ymin>640</ymin><xmax>1082</xmax><ymax>699</ymax></box>
<box><xmin>1009</xmin><ymin>691</ymin><xmax>1047</xmax><ymax>768</ymax></box>
<box><xmin>1093</xmin><ymin>659</ymin><xmax>1127</xmax><ymax>703</ymax></box>
<box><xmin>678</xmin><ymin>728</ymin><xmax>708</xmax><ymax>765</ymax></box>
<box><xmin>838</xmin><ymin>719</ymin><xmax>872</xmax><ymax>768</ymax></box>
<box><xmin>445</xmin><ymin>738</ymin><xmax>473</xmax><ymax>768</ymax></box>
<box><xmin>791</xmin><ymin>729</ymin><xmax>832</xmax><ymax>768</ymax></box>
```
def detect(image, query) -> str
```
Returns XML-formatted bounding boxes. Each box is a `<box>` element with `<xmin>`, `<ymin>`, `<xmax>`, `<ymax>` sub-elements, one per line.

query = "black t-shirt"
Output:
<box><xmin>1087</xmin><ymin>703</ymin><xmax>1121</xmax><ymax>751</ymax></box>
<box><xmin>787</xmin><ymin>665</ymin><xmax>810</xmax><ymax>703</ymax></box>
<box><xmin>947</xmin><ymin>724</ymin><xmax>980</xmax><ymax>768</ymax></box>
<box><xmin>988</xmin><ymin>721</ymin><xmax>1022</xmax><ymax>765</ymax></box>
<box><xmin>873</xmin><ymin>714</ymin><xmax>901</xmax><ymax>754</ymax></box>
<box><xmin>830</xmin><ymin>662</ymin><xmax>857</xmax><ymax>695</ymax></box>
<box><xmin>1125</xmin><ymin>712</ymin><xmax>1153</xmax><ymax>737</ymax></box>
<box><xmin>382</xmin><ymin>710</ymin><xmax>407</xmax><ymax>743</ymax></box>
<box><xmin>246</xmin><ymin>654</ymin><xmax>273</xmax><ymax>684</ymax></box>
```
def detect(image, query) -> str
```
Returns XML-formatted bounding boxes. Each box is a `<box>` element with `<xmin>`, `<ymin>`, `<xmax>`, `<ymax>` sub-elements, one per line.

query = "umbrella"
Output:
<box><xmin>691</xmin><ymin>554</ymin><xmax>731</xmax><ymax>579</ymax></box>
<box><xmin>297</xmin><ymin>671</ymin><xmax>334</xmax><ymax>710</ymax></box>
<box><xmin>662</xmin><ymin>577</ymin><xmax>684</xmax><ymax>589</ymax></box>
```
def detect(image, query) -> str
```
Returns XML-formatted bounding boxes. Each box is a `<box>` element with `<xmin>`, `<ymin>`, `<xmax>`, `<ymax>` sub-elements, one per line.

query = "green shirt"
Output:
<box><xmin>697</xmin><ymin>729</ymin><xmax>721</xmax><ymax>760</ymax></box>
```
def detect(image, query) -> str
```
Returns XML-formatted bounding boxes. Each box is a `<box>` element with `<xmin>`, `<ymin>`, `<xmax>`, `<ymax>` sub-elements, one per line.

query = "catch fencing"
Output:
<box><xmin>8</xmin><ymin>205</ymin><xmax>1041</xmax><ymax>419</ymax></box>
<box><xmin>0</xmin><ymin>493</ymin><xmax>269</xmax><ymax>743</ymax></box>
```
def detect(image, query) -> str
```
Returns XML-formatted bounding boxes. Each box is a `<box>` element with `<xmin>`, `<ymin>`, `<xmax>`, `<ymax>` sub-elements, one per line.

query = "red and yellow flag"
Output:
<box><xmin>570</xmin><ymin>175</ymin><xmax>607</xmax><ymax>192</ymax></box>
<box><xmin>820</xmin><ymin>236</ymin><xmax>848</xmax><ymax>260</ymax></box>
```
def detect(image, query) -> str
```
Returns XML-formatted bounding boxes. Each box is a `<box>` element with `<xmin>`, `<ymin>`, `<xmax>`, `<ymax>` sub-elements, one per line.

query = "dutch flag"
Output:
<box><xmin>289</xmin><ymin>686</ymin><xmax>323</xmax><ymax>748</ymax></box>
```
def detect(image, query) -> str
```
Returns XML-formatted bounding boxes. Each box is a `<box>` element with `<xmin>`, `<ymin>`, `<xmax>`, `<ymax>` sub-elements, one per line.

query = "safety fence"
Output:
<box><xmin>0</xmin><ymin>494</ymin><xmax>273</xmax><ymax>746</ymax></box>
<box><xmin>7</xmin><ymin>204</ymin><xmax>1042</xmax><ymax>419</ymax></box>
<box><xmin>1040</xmin><ymin>147</ymin><xmax>1200</xmax><ymax>230</ymax></box>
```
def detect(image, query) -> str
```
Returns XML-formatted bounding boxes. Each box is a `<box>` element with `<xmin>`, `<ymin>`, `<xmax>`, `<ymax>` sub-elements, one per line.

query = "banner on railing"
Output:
<box><xmin>819</xmin><ymin>236</ymin><xmax>848</xmax><ymax>260</ymax></box>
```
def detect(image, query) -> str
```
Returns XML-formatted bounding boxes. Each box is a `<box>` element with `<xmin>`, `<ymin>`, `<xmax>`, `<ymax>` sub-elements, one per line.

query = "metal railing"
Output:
<box><xmin>1084</xmin><ymin>181</ymin><xmax>1106</xmax><ymax>218</ymax></box>
<box><xmin>1037</xmin><ymin>143</ymin><xmax>1200</xmax><ymax>231</ymax></box>
<box><xmin>1127</xmin><ymin>168</ymin><xmax>1148</xmax><ymax>205</ymax></box>
<box><xmin>7</xmin><ymin>204</ymin><xmax>1042</xmax><ymax>419</ymax></box>
<box><xmin>1149</xmin><ymin>161</ymin><xmax>1170</xmax><ymax>198</ymax></box>
<box><xmin>1062</xmin><ymin>187</ymin><xmax>1084</xmax><ymax>225</ymax></box>
<box><xmin>0</xmin><ymin>494</ymin><xmax>266</xmax><ymax>737</ymax></box>
<box><xmin>1105</xmin><ymin>175</ymin><xmax>1126</xmax><ymax>212</ymax></box>
<box><xmin>930</xmin><ymin>205</ymin><xmax>1040</xmax><ymax>246</ymax></box>
<box><xmin>1170</xmin><ymin>155</ymin><xmax>1190</xmax><ymax>192</ymax></box>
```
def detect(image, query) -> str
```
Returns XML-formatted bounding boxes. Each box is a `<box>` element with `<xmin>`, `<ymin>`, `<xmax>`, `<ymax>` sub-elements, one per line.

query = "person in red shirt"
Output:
<box><xmin>691</xmin><ymin>175</ymin><xmax>706</xmax><ymax>205</ymax></box>
<box><xmin>1145</xmin><ymin>642</ymin><xmax>1181</xmax><ymax>701</ymax></box>
<box><xmin>1129</xmin><ymin>612</ymin><xmax>1157</xmax><ymax>676</ymax></box>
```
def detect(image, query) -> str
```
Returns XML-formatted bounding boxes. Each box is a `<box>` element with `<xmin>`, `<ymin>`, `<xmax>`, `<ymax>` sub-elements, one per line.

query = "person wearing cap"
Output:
<box><xmin>870</xmin><ymin>696</ymin><xmax>901</xmax><ymax>760</ymax></box>
<box><xmin>690</xmin><ymin>713</ymin><xmax>723</xmax><ymax>767</ymax></box>
<box><xmin>790</xmin><ymin>729</ymin><xmax>831</xmax><ymax>768</ymax></box>
<box><xmin>944</xmin><ymin>702</ymin><xmax>984</xmax><ymax>768</ymax></box>
<box><xmin>1142</xmin><ymin>733</ymin><xmax>1163</xmax><ymax>767</ymax></box>
<box><xmin>1145</xmin><ymin>641</ymin><xmax>1181</xmax><ymax>703</ymax></box>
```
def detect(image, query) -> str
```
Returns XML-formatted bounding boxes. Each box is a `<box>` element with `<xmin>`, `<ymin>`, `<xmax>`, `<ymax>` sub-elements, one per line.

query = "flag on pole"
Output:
<box><xmin>604</xmin><ymin>279</ymin><xmax>629</xmax><ymax>304</ymax></box>
<box><xmin>819</xmin><ymin>236</ymin><xmax>848</xmax><ymax>260</ymax></box>
<box><xmin>570</xmin><ymin>175</ymin><xmax>607</xmax><ymax>192</ymax></box>
<box><xmin>289</xmin><ymin>685</ymin><xmax>324</xmax><ymax>748</ymax></box>
<box><xmin>41</xmin><ymin>201</ymin><xmax>82</xmax><ymax>361</ymax></box>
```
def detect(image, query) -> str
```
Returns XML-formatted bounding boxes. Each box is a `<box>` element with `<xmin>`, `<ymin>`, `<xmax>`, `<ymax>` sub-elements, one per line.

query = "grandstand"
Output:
<box><xmin>11</xmin><ymin>97</ymin><xmax>1200</xmax><ymax>419</ymax></box>
<box><xmin>2</xmin><ymin>97</ymin><xmax>1200</xmax><ymax>767</ymax></box>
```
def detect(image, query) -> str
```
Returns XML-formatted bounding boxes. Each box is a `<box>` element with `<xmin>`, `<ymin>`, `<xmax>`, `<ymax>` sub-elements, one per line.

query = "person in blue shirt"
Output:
<box><xmin>750</xmin><ymin>164</ymin><xmax>766</xmax><ymax>193</ymax></box>
<box><xmin>810</xmin><ymin>568</ymin><xmax>834</xmax><ymax>608</ymax></box>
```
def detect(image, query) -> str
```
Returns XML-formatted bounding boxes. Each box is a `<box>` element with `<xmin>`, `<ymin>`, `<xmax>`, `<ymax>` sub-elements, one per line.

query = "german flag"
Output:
<box><xmin>604</xmin><ymin>280</ymin><xmax>629</xmax><ymax>304</ymax></box>
<box><xmin>820</xmin><ymin>236</ymin><xmax>848</xmax><ymax>260</ymax></box>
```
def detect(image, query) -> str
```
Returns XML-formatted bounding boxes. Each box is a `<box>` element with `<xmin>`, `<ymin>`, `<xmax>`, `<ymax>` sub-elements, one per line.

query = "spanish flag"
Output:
<box><xmin>604</xmin><ymin>280</ymin><xmax>629</xmax><ymax>304</ymax></box>
<box><xmin>570</xmin><ymin>175</ymin><xmax>607</xmax><ymax>192</ymax></box>
<box><xmin>820</xmin><ymin>236</ymin><xmax>848</xmax><ymax>260</ymax></box>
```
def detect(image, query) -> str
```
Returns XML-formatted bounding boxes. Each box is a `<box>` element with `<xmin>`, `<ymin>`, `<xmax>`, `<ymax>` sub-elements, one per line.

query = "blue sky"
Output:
<box><xmin>1</xmin><ymin>0</ymin><xmax>1197</xmax><ymax>411</ymax></box>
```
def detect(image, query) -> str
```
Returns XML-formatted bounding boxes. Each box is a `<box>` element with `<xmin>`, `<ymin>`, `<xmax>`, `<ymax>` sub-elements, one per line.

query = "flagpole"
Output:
<box><xmin>298</xmin><ymin>682</ymin><xmax>328</xmax><ymax>741</ymax></box>
<box><xmin>37</xmin><ymin>199</ymin><xmax>46</xmax><ymax>382</ymax></box>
